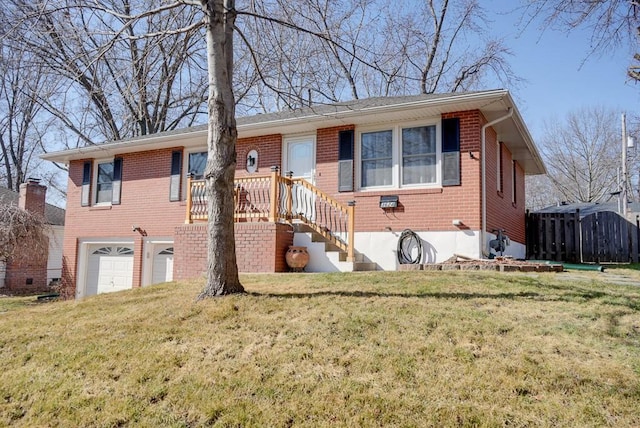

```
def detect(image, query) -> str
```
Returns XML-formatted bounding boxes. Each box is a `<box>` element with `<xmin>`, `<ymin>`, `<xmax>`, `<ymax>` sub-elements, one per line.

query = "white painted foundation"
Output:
<box><xmin>294</xmin><ymin>229</ymin><xmax>525</xmax><ymax>272</ymax></box>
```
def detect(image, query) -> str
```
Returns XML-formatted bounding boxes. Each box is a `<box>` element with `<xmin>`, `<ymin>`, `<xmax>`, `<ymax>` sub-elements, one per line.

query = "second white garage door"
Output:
<box><xmin>151</xmin><ymin>246</ymin><xmax>174</xmax><ymax>285</ymax></box>
<box><xmin>86</xmin><ymin>246</ymin><xmax>134</xmax><ymax>296</ymax></box>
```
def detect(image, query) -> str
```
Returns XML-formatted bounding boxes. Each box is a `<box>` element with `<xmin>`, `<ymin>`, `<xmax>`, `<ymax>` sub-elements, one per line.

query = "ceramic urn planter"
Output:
<box><xmin>285</xmin><ymin>246</ymin><xmax>310</xmax><ymax>272</ymax></box>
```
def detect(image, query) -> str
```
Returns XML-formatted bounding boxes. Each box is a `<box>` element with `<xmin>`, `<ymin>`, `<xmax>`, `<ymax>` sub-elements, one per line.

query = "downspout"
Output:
<box><xmin>480</xmin><ymin>107</ymin><xmax>513</xmax><ymax>258</ymax></box>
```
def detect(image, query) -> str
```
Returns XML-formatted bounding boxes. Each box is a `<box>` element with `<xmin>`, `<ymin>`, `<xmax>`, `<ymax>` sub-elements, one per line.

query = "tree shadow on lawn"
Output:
<box><xmin>250</xmin><ymin>290</ymin><xmax>541</xmax><ymax>301</ymax></box>
<box><xmin>248</xmin><ymin>282</ymin><xmax>640</xmax><ymax>312</ymax></box>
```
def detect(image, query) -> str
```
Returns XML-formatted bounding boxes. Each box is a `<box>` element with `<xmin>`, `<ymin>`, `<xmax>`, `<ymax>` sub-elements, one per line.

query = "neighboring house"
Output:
<box><xmin>535</xmin><ymin>201</ymin><xmax>640</xmax><ymax>218</ymax></box>
<box><xmin>0</xmin><ymin>181</ymin><xmax>65</xmax><ymax>292</ymax></box>
<box><xmin>42</xmin><ymin>89</ymin><xmax>546</xmax><ymax>299</ymax></box>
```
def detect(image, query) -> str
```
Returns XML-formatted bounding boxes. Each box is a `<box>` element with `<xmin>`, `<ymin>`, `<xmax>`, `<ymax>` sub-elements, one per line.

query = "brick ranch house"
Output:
<box><xmin>0</xmin><ymin>181</ymin><xmax>65</xmax><ymax>292</ymax></box>
<box><xmin>42</xmin><ymin>90</ymin><xmax>545</xmax><ymax>299</ymax></box>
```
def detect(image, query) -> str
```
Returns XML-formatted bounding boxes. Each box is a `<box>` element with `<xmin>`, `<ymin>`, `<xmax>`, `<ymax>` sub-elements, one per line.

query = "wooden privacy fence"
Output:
<box><xmin>526</xmin><ymin>210</ymin><xmax>640</xmax><ymax>263</ymax></box>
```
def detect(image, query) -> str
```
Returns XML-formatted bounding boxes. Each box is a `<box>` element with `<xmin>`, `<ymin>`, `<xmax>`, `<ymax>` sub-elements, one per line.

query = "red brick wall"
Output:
<box><xmin>307</xmin><ymin>111</ymin><xmax>525</xmax><ymax>242</ymax></box>
<box><xmin>173</xmin><ymin>224</ymin><xmax>208</xmax><ymax>280</ymax></box>
<box><xmin>4</xmin><ymin>251</ymin><xmax>48</xmax><ymax>293</ymax></box>
<box><xmin>484</xmin><ymin>125</ymin><xmax>526</xmax><ymax>244</ymax></box>
<box><xmin>62</xmin><ymin>148</ymin><xmax>188</xmax><ymax>296</ymax></box>
<box><xmin>235</xmin><ymin>222</ymin><xmax>293</xmax><ymax>272</ymax></box>
<box><xmin>236</xmin><ymin>134</ymin><xmax>282</xmax><ymax>178</ymax></box>
<box><xmin>316</xmin><ymin>125</ymin><xmax>355</xmax><ymax>194</ymax></box>
<box><xmin>174</xmin><ymin>222</ymin><xmax>293</xmax><ymax>279</ymax></box>
<box><xmin>315</xmin><ymin>112</ymin><xmax>483</xmax><ymax>233</ymax></box>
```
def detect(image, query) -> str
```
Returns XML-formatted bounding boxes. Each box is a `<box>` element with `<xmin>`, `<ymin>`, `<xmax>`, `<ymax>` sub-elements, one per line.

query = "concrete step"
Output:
<box><xmin>353</xmin><ymin>262</ymin><xmax>378</xmax><ymax>271</ymax></box>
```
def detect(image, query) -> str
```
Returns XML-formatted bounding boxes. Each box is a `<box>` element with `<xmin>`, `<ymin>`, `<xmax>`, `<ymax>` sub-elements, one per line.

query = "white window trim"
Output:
<box><xmin>182</xmin><ymin>147</ymin><xmax>207</xmax><ymax>199</ymax></box>
<box><xmin>92</xmin><ymin>157</ymin><xmax>114</xmax><ymax>206</ymax></box>
<box><xmin>356</xmin><ymin>119</ymin><xmax>441</xmax><ymax>191</ymax></box>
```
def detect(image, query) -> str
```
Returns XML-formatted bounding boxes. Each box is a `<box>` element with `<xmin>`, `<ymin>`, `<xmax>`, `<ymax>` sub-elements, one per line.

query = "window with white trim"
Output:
<box><xmin>96</xmin><ymin>161</ymin><xmax>114</xmax><ymax>204</ymax></box>
<box><xmin>358</xmin><ymin>121</ymin><xmax>444</xmax><ymax>190</ymax></box>
<box><xmin>85</xmin><ymin>157</ymin><xmax>122</xmax><ymax>206</ymax></box>
<box><xmin>402</xmin><ymin>126</ymin><xmax>437</xmax><ymax>185</ymax></box>
<box><xmin>361</xmin><ymin>130</ymin><xmax>393</xmax><ymax>187</ymax></box>
<box><xmin>188</xmin><ymin>151</ymin><xmax>207</xmax><ymax>179</ymax></box>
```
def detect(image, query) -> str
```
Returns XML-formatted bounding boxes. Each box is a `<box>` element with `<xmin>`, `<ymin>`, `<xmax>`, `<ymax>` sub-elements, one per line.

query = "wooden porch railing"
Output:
<box><xmin>185</xmin><ymin>168</ymin><xmax>356</xmax><ymax>262</ymax></box>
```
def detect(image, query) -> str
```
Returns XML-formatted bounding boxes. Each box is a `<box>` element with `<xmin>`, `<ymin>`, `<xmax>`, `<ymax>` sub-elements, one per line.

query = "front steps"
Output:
<box><xmin>292</xmin><ymin>224</ymin><xmax>377</xmax><ymax>272</ymax></box>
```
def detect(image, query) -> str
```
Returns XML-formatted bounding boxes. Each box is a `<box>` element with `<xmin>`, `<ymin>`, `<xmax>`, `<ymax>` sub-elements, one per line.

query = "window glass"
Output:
<box><xmin>361</xmin><ymin>130</ymin><xmax>392</xmax><ymax>187</ymax></box>
<box><xmin>96</xmin><ymin>162</ymin><xmax>114</xmax><ymax>203</ymax></box>
<box><xmin>189</xmin><ymin>152</ymin><xmax>207</xmax><ymax>179</ymax></box>
<box><xmin>402</xmin><ymin>125</ymin><xmax>436</xmax><ymax>185</ymax></box>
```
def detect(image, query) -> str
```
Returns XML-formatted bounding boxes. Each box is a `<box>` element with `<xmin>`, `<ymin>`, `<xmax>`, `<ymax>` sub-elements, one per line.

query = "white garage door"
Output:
<box><xmin>86</xmin><ymin>246</ymin><xmax>134</xmax><ymax>296</ymax></box>
<box><xmin>151</xmin><ymin>246</ymin><xmax>174</xmax><ymax>285</ymax></box>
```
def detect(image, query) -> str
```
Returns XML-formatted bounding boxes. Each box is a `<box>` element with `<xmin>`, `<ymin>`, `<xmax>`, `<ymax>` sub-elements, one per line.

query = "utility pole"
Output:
<box><xmin>622</xmin><ymin>113</ymin><xmax>628</xmax><ymax>216</ymax></box>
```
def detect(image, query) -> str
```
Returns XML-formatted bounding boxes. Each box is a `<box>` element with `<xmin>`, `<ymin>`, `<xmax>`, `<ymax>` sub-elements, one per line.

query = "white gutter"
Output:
<box><xmin>480</xmin><ymin>107</ymin><xmax>513</xmax><ymax>258</ymax></box>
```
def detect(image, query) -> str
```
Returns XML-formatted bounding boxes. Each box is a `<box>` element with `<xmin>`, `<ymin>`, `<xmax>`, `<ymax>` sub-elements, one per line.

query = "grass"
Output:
<box><xmin>1</xmin><ymin>270</ymin><xmax>640</xmax><ymax>427</ymax></box>
<box><xmin>0</xmin><ymin>294</ymin><xmax>46</xmax><ymax>313</ymax></box>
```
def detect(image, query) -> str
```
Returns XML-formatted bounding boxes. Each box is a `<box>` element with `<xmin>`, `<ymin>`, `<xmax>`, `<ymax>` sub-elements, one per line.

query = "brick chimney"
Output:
<box><xmin>19</xmin><ymin>178</ymin><xmax>47</xmax><ymax>217</ymax></box>
<box><xmin>5</xmin><ymin>178</ymin><xmax>50</xmax><ymax>293</ymax></box>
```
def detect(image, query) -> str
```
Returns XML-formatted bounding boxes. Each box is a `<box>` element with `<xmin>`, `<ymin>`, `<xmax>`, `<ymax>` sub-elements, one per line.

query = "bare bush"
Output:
<box><xmin>0</xmin><ymin>201</ymin><xmax>50</xmax><ymax>263</ymax></box>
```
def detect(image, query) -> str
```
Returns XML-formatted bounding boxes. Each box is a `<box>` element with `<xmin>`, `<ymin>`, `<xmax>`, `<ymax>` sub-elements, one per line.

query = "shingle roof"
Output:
<box><xmin>0</xmin><ymin>186</ymin><xmax>65</xmax><ymax>226</ymax></box>
<box><xmin>53</xmin><ymin>91</ymin><xmax>497</xmax><ymax>148</ymax></box>
<box><xmin>41</xmin><ymin>89</ymin><xmax>546</xmax><ymax>175</ymax></box>
<box><xmin>235</xmin><ymin>92</ymin><xmax>474</xmax><ymax>126</ymax></box>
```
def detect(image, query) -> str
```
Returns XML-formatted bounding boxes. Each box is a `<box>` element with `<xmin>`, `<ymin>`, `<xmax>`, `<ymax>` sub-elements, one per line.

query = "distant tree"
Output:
<box><xmin>237</xmin><ymin>0</ymin><xmax>518</xmax><ymax>111</ymax></box>
<box><xmin>539</xmin><ymin>107</ymin><xmax>620</xmax><ymax>204</ymax></box>
<box><xmin>3</xmin><ymin>0</ymin><xmax>209</xmax><ymax>146</ymax></box>
<box><xmin>522</xmin><ymin>0</ymin><xmax>640</xmax><ymax>82</ymax></box>
<box><xmin>0</xmin><ymin>202</ymin><xmax>50</xmax><ymax>264</ymax></box>
<box><xmin>525</xmin><ymin>174</ymin><xmax>562</xmax><ymax>211</ymax></box>
<box><xmin>0</xmin><ymin>42</ymin><xmax>53</xmax><ymax>192</ymax></box>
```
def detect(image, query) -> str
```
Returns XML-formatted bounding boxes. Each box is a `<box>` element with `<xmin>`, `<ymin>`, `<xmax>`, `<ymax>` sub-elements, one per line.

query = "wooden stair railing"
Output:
<box><xmin>185</xmin><ymin>167</ymin><xmax>356</xmax><ymax>262</ymax></box>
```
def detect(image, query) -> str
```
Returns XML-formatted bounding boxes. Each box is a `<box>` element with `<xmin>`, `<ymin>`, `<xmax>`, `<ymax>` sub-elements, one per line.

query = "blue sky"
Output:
<box><xmin>485</xmin><ymin>2</ymin><xmax>638</xmax><ymax>141</ymax></box>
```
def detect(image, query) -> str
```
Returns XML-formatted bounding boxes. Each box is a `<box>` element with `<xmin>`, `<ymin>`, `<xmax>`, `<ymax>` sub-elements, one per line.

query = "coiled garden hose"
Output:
<box><xmin>397</xmin><ymin>229</ymin><xmax>423</xmax><ymax>264</ymax></box>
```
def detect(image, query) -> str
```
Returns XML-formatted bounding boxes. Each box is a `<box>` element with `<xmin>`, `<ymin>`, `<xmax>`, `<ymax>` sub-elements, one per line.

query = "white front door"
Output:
<box><xmin>284</xmin><ymin>137</ymin><xmax>316</xmax><ymax>220</ymax></box>
<box><xmin>284</xmin><ymin>137</ymin><xmax>315</xmax><ymax>183</ymax></box>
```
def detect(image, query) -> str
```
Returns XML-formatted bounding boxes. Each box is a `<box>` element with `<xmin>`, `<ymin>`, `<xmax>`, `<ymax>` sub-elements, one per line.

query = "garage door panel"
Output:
<box><xmin>151</xmin><ymin>246</ymin><xmax>174</xmax><ymax>285</ymax></box>
<box><xmin>87</xmin><ymin>245</ymin><xmax>134</xmax><ymax>296</ymax></box>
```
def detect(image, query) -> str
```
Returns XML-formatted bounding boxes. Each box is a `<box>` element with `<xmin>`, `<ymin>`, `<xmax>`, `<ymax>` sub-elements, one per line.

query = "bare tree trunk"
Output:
<box><xmin>199</xmin><ymin>0</ymin><xmax>244</xmax><ymax>298</ymax></box>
